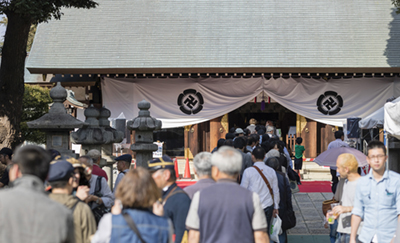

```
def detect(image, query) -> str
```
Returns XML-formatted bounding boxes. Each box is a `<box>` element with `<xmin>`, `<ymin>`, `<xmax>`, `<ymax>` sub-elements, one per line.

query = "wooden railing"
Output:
<box><xmin>286</xmin><ymin>134</ymin><xmax>297</xmax><ymax>158</ymax></box>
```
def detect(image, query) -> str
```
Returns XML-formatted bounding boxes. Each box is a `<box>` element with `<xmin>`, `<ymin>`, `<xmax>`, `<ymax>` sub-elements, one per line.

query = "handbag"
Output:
<box><xmin>91</xmin><ymin>176</ymin><xmax>110</xmax><ymax>224</ymax></box>
<box><xmin>289</xmin><ymin>180</ymin><xmax>300</xmax><ymax>194</ymax></box>
<box><xmin>280</xmin><ymin>178</ymin><xmax>296</xmax><ymax>231</ymax></box>
<box><xmin>322</xmin><ymin>198</ymin><xmax>339</xmax><ymax>216</ymax></box>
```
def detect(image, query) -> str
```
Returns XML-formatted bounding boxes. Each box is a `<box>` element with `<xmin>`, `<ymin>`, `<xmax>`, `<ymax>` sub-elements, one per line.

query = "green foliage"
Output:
<box><xmin>26</xmin><ymin>23</ymin><xmax>36</xmax><ymax>52</ymax></box>
<box><xmin>0</xmin><ymin>16</ymin><xmax>36</xmax><ymax>52</ymax></box>
<box><xmin>0</xmin><ymin>0</ymin><xmax>98</xmax><ymax>24</ymax></box>
<box><xmin>21</xmin><ymin>84</ymin><xmax>52</xmax><ymax>144</ymax></box>
<box><xmin>393</xmin><ymin>0</ymin><xmax>400</xmax><ymax>14</ymax></box>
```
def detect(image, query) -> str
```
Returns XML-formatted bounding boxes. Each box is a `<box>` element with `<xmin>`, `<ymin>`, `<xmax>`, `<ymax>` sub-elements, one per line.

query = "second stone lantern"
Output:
<box><xmin>127</xmin><ymin>100</ymin><xmax>162</xmax><ymax>168</ymax></box>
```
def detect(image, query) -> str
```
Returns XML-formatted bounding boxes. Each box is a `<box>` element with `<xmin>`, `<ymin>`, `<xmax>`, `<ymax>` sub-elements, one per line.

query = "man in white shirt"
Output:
<box><xmin>241</xmin><ymin>146</ymin><xmax>280</xmax><ymax>234</ymax></box>
<box><xmin>328</xmin><ymin>153</ymin><xmax>361</xmax><ymax>243</ymax></box>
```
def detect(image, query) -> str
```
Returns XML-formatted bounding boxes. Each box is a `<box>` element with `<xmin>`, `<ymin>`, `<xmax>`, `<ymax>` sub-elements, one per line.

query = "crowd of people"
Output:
<box><xmin>0</xmin><ymin>118</ymin><xmax>398</xmax><ymax>243</ymax></box>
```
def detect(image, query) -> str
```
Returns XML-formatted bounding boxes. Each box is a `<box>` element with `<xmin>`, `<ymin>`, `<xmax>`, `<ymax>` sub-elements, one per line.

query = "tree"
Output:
<box><xmin>0</xmin><ymin>0</ymin><xmax>97</xmax><ymax>149</ymax></box>
<box><xmin>20</xmin><ymin>84</ymin><xmax>51</xmax><ymax>144</ymax></box>
<box><xmin>394</xmin><ymin>1</ymin><xmax>400</xmax><ymax>13</ymax></box>
<box><xmin>0</xmin><ymin>17</ymin><xmax>37</xmax><ymax>53</ymax></box>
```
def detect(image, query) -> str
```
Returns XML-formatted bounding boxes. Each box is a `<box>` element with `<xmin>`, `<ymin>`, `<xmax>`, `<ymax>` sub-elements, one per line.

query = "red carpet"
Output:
<box><xmin>298</xmin><ymin>181</ymin><xmax>331</xmax><ymax>193</ymax></box>
<box><xmin>176</xmin><ymin>181</ymin><xmax>195</xmax><ymax>189</ymax></box>
<box><xmin>178</xmin><ymin>180</ymin><xmax>332</xmax><ymax>193</ymax></box>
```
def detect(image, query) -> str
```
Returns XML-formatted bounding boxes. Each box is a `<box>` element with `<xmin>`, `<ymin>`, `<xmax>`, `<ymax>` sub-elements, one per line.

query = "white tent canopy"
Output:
<box><xmin>359</xmin><ymin>97</ymin><xmax>400</xmax><ymax>129</ymax></box>
<box><xmin>384</xmin><ymin>101</ymin><xmax>400</xmax><ymax>139</ymax></box>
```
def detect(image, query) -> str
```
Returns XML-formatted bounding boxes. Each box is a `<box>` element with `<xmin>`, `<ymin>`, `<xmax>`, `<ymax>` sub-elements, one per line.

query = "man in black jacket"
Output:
<box><xmin>266</xmin><ymin>156</ymin><xmax>295</xmax><ymax>243</ymax></box>
<box><xmin>149</xmin><ymin>155</ymin><xmax>191</xmax><ymax>243</ymax></box>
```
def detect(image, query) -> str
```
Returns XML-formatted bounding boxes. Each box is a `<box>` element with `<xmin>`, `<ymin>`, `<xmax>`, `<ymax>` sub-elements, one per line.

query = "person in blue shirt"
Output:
<box><xmin>113</xmin><ymin>154</ymin><xmax>132</xmax><ymax>192</ymax></box>
<box><xmin>350</xmin><ymin>140</ymin><xmax>400</xmax><ymax>243</ymax></box>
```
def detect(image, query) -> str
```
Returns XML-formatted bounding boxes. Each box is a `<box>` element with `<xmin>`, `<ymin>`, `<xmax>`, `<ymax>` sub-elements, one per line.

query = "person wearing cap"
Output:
<box><xmin>149</xmin><ymin>155</ymin><xmax>191</xmax><ymax>243</ymax></box>
<box><xmin>0</xmin><ymin>145</ymin><xmax>74</xmax><ymax>243</ymax></box>
<box><xmin>235</xmin><ymin>128</ymin><xmax>245</xmax><ymax>137</ymax></box>
<box><xmin>113</xmin><ymin>154</ymin><xmax>132</xmax><ymax>192</ymax></box>
<box><xmin>48</xmin><ymin>160</ymin><xmax>97</xmax><ymax>243</ymax></box>
<box><xmin>186</xmin><ymin>146</ymin><xmax>269</xmax><ymax>243</ymax></box>
<box><xmin>56</xmin><ymin>155</ymin><xmax>91</xmax><ymax>202</ymax></box>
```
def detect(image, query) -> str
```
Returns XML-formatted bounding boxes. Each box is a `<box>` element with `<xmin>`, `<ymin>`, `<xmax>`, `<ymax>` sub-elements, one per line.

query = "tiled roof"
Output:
<box><xmin>26</xmin><ymin>0</ymin><xmax>400</xmax><ymax>73</ymax></box>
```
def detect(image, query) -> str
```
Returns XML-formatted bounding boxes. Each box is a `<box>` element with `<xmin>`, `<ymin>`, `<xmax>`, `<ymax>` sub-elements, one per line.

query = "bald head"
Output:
<box><xmin>337</xmin><ymin>153</ymin><xmax>358</xmax><ymax>174</ymax></box>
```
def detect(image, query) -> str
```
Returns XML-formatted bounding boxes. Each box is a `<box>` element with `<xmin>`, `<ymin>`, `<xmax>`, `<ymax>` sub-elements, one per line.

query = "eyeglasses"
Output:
<box><xmin>368</xmin><ymin>155</ymin><xmax>386</xmax><ymax>160</ymax></box>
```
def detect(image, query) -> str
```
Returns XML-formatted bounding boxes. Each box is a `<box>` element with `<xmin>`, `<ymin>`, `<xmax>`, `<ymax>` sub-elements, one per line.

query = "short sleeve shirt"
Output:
<box><xmin>294</xmin><ymin>145</ymin><xmax>305</xmax><ymax>159</ymax></box>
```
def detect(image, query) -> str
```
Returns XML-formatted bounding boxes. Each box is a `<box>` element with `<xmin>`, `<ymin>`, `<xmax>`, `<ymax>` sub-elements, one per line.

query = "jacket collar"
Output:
<box><xmin>162</xmin><ymin>182</ymin><xmax>178</xmax><ymax>198</ymax></box>
<box><xmin>11</xmin><ymin>175</ymin><xmax>45</xmax><ymax>193</ymax></box>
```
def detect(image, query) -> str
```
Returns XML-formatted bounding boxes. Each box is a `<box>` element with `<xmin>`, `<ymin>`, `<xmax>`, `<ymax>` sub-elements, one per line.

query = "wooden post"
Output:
<box><xmin>298</xmin><ymin>116</ymin><xmax>317</xmax><ymax>158</ymax></box>
<box><xmin>210</xmin><ymin>114</ymin><xmax>228</xmax><ymax>152</ymax></box>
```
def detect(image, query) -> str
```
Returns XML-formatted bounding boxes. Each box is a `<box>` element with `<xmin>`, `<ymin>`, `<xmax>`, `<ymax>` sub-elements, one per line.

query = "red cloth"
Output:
<box><xmin>92</xmin><ymin>164</ymin><xmax>108</xmax><ymax>181</ymax></box>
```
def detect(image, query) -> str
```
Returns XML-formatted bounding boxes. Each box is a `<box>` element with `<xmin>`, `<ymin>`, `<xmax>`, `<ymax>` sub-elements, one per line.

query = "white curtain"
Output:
<box><xmin>102</xmin><ymin>76</ymin><xmax>400</xmax><ymax>128</ymax></box>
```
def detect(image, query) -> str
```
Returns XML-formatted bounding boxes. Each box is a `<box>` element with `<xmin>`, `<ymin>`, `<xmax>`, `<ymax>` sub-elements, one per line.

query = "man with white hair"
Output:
<box><xmin>86</xmin><ymin>149</ymin><xmax>108</xmax><ymax>181</ymax></box>
<box><xmin>186</xmin><ymin>146</ymin><xmax>269</xmax><ymax>243</ymax></box>
<box><xmin>184</xmin><ymin>152</ymin><xmax>215</xmax><ymax>199</ymax></box>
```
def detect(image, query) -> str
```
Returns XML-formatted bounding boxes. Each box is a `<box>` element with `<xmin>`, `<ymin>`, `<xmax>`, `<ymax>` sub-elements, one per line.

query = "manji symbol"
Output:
<box><xmin>177</xmin><ymin>89</ymin><xmax>204</xmax><ymax>115</ymax></box>
<box><xmin>316</xmin><ymin>91</ymin><xmax>343</xmax><ymax>115</ymax></box>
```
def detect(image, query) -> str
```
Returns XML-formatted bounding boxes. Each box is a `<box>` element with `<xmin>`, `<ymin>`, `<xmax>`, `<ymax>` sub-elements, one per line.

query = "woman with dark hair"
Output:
<box><xmin>47</xmin><ymin>155</ymin><xmax>91</xmax><ymax>202</ymax></box>
<box><xmin>92</xmin><ymin>167</ymin><xmax>172</xmax><ymax>243</ymax></box>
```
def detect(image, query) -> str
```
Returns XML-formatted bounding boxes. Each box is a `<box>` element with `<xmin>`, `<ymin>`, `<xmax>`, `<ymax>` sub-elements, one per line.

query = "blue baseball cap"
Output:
<box><xmin>48</xmin><ymin>160</ymin><xmax>74</xmax><ymax>182</ymax></box>
<box><xmin>115</xmin><ymin>154</ymin><xmax>132</xmax><ymax>163</ymax></box>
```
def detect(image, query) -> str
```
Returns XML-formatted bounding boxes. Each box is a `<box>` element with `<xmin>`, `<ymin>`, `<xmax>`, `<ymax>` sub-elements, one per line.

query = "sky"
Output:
<box><xmin>0</xmin><ymin>14</ymin><xmax>5</xmax><ymax>42</ymax></box>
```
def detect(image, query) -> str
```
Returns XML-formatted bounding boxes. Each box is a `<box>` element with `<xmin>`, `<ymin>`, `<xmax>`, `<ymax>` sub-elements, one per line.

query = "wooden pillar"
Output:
<box><xmin>297</xmin><ymin>114</ymin><xmax>317</xmax><ymax>158</ymax></box>
<box><xmin>184</xmin><ymin>125</ymin><xmax>198</xmax><ymax>159</ymax></box>
<box><xmin>319</xmin><ymin>124</ymin><xmax>336</xmax><ymax>154</ymax></box>
<box><xmin>210</xmin><ymin>114</ymin><xmax>228</xmax><ymax>152</ymax></box>
<box><xmin>379</xmin><ymin>128</ymin><xmax>384</xmax><ymax>142</ymax></box>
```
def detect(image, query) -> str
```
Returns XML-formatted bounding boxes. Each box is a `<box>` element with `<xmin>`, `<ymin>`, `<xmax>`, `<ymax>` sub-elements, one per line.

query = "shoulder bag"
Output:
<box><xmin>91</xmin><ymin>176</ymin><xmax>110</xmax><ymax>224</ymax></box>
<box><xmin>252</xmin><ymin>166</ymin><xmax>274</xmax><ymax>203</ymax></box>
<box><xmin>122</xmin><ymin>212</ymin><xmax>146</xmax><ymax>243</ymax></box>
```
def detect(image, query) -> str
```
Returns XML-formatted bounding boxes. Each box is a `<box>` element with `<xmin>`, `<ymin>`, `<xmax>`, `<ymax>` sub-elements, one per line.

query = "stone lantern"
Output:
<box><xmin>71</xmin><ymin>105</ymin><xmax>123</xmax><ymax>188</ymax></box>
<box><xmin>27</xmin><ymin>82</ymin><xmax>86</xmax><ymax>157</ymax></box>
<box><xmin>127</xmin><ymin>100</ymin><xmax>162</xmax><ymax>168</ymax></box>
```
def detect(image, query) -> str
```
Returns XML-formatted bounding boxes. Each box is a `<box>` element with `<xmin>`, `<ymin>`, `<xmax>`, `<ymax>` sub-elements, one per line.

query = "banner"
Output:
<box><xmin>102</xmin><ymin>77</ymin><xmax>400</xmax><ymax>128</ymax></box>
